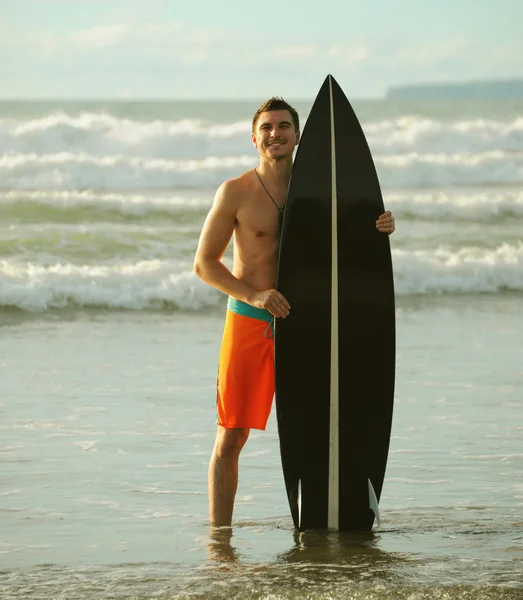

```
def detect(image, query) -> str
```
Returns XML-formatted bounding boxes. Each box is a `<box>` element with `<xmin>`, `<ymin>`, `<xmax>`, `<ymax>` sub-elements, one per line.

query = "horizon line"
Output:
<box><xmin>0</xmin><ymin>95</ymin><xmax>383</xmax><ymax>102</ymax></box>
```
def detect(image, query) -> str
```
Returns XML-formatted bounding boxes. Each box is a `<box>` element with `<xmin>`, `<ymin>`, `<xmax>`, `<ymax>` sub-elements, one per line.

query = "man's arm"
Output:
<box><xmin>194</xmin><ymin>181</ymin><xmax>290</xmax><ymax>318</ymax></box>
<box><xmin>193</xmin><ymin>181</ymin><xmax>256</xmax><ymax>304</ymax></box>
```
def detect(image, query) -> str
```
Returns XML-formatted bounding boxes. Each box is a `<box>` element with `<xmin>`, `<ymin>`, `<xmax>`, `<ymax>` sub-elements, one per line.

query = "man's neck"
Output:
<box><xmin>257</xmin><ymin>157</ymin><xmax>293</xmax><ymax>188</ymax></box>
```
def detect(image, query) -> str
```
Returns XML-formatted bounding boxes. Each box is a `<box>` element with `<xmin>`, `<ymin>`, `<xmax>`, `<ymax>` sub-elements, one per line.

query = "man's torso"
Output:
<box><xmin>230</xmin><ymin>169</ymin><xmax>286</xmax><ymax>291</ymax></box>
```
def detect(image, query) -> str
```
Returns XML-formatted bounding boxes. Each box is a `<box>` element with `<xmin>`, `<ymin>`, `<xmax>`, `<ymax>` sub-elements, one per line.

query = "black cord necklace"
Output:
<box><xmin>254</xmin><ymin>168</ymin><xmax>284</xmax><ymax>218</ymax></box>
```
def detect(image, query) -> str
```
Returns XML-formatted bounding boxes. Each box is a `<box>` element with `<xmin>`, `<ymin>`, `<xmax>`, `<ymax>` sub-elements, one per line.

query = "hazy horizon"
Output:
<box><xmin>2</xmin><ymin>0</ymin><xmax>522</xmax><ymax>100</ymax></box>
<box><xmin>3</xmin><ymin>77</ymin><xmax>523</xmax><ymax>103</ymax></box>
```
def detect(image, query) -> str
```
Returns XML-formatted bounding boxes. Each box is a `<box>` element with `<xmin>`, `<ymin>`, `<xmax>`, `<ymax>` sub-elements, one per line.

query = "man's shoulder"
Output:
<box><xmin>221</xmin><ymin>169</ymin><xmax>254</xmax><ymax>191</ymax></box>
<box><xmin>216</xmin><ymin>169</ymin><xmax>254</xmax><ymax>201</ymax></box>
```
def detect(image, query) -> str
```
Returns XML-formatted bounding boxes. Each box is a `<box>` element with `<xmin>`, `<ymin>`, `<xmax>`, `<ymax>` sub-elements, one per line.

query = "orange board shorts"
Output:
<box><xmin>216</xmin><ymin>297</ymin><xmax>275</xmax><ymax>430</ymax></box>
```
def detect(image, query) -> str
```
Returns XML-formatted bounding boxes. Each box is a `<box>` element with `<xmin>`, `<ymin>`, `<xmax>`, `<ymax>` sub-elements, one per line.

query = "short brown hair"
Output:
<box><xmin>252</xmin><ymin>97</ymin><xmax>300</xmax><ymax>133</ymax></box>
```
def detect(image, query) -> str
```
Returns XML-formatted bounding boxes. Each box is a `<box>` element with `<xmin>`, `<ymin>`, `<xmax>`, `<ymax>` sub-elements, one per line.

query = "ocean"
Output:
<box><xmin>0</xmin><ymin>98</ymin><xmax>522</xmax><ymax>599</ymax></box>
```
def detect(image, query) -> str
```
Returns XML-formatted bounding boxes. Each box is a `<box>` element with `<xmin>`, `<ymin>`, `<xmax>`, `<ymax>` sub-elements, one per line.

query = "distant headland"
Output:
<box><xmin>385</xmin><ymin>78</ymin><xmax>523</xmax><ymax>100</ymax></box>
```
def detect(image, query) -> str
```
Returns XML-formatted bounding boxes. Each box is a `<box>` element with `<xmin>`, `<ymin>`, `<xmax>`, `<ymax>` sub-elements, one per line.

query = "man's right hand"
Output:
<box><xmin>250</xmin><ymin>289</ymin><xmax>290</xmax><ymax>318</ymax></box>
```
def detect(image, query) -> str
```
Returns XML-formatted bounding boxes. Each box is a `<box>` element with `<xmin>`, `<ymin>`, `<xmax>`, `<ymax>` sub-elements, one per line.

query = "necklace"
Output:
<box><xmin>254</xmin><ymin>168</ymin><xmax>284</xmax><ymax>217</ymax></box>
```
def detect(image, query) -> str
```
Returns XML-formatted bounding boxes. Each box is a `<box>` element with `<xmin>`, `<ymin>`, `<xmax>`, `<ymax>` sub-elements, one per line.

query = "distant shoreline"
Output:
<box><xmin>2</xmin><ymin>78</ymin><xmax>523</xmax><ymax>102</ymax></box>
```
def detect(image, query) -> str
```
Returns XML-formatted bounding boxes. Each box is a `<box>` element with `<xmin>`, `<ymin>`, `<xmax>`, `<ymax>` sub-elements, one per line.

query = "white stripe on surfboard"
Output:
<box><xmin>297</xmin><ymin>479</ymin><xmax>302</xmax><ymax>528</ymax></box>
<box><xmin>327</xmin><ymin>75</ymin><xmax>340</xmax><ymax>531</ymax></box>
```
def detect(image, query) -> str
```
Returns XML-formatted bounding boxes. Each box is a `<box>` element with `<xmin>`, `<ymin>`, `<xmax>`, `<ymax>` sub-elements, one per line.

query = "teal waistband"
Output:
<box><xmin>227</xmin><ymin>297</ymin><xmax>273</xmax><ymax>323</ymax></box>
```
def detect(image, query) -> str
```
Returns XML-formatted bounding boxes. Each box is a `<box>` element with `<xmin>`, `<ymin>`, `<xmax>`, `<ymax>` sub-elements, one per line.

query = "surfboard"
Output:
<box><xmin>275</xmin><ymin>75</ymin><xmax>395</xmax><ymax>531</ymax></box>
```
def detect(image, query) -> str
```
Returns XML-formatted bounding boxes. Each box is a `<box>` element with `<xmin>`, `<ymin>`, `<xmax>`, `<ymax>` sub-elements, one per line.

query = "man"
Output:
<box><xmin>194</xmin><ymin>97</ymin><xmax>395</xmax><ymax>528</ymax></box>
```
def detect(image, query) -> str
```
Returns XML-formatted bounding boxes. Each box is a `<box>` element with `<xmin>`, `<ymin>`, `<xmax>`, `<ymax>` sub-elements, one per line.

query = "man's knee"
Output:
<box><xmin>214</xmin><ymin>427</ymin><xmax>250</xmax><ymax>459</ymax></box>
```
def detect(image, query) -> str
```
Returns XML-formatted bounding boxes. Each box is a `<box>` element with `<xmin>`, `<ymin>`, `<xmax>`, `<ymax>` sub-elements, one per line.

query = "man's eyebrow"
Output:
<box><xmin>260</xmin><ymin>119</ymin><xmax>292</xmax><ymax>127</ymax></box>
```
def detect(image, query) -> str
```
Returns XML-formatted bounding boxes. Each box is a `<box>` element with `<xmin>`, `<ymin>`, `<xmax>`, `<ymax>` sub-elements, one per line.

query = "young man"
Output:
<box><xmin>194</xmin><ymin>97</ymin><xmax>395</xmax><ymax>528</ymax></box>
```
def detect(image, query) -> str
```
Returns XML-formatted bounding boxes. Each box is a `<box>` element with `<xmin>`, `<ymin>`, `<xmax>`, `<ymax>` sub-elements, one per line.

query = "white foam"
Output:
<box><xmin>2</xmin><ymin>112</ymin><xmax>523</xmax><ymax>190</ymax></box>
<box><xmin>73</xmin><ymin>441</ymin><xmax>98</xmax><ymax>452</ymax></box>
<box><xmin>135</xmin><ymin>511</ymin><xmax>175</xmax><ymax>519</ymax></box>
<box><xmin>3</xmin><ymin>112</ymin><xmax>523</xmax><ymax>157</ymax></box>
<box><xmin>2</xmin><ymin>188</ymin><xmax>522</xmax><ymax>221</ymax></box>
<box><xmin>393</xmin><ymin>242</ymin><xmax>523</xmax><ymax>295</ymax></box>
<box><xmin>384</xmin><ymin>189</ymin><xmax>523</xmax><ymax>220</ymax></box>
<box><xmin>366</xmin><ymin>116</ymin><xmax>523</xmax><ymax>154</ymax></box>
<box><xmin>1</xmin><ymin>243</ymin><xmax>522</xmax><ymax>312</ymax></box>
<box><xmin>374</xmin><ymin>150</ymin><xmax>523</xmax><ymax>188</ymax></box>
<box><xmin>2</xmin><ymin>149</ymin><xmax>522</xmax><ymax>190</ymax></box>
<box><xmin>0</xmin><ymin>259</ymin><xmax>222</xmax><ymax>312</ymax></box>
<box><xmin>0</xmin><ymin>112</ymin><xmax>253</xmax><ymax>158</ymax></box>
<box><xmin>0</xmin><ymin>190</ymin><xmax>211</xmax><ymax>216</ymax></box>
<box><xmin>0</xmin><ymin>489</ymin><xmax>21</xmax><ymax>496</ymax></box>
<box><xmin>0</xmin><ymin>151</ymin><xmax>256</xmax><ymax>190</ymax></box>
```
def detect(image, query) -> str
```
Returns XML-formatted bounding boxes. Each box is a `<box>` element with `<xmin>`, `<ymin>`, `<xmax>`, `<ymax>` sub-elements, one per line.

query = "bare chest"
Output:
<box><xmin>236</xmin><ymin>188</ymin><xmax>283</xmax><ymax>239</ymax></box>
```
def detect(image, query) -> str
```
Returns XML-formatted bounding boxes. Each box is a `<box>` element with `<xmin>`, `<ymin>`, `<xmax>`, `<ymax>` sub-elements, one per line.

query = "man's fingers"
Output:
<box><xmin>269</xmin><ymin>292</ymin><xmax>290</xmax><ymax>318</ymax></box>
<box><xmin>273</xmin><ymin>299</ymin><xmax>289</xmax><ymax>318</ymax></box>
<box><xmin>376</xmin><ymin>212</ymin><xmax>395</xmax><ymax>233</ymax></box>
<box><xmin>252</xmin><ymin>289</ymin><xmax>291</xmax><ymax>318</ymax></box>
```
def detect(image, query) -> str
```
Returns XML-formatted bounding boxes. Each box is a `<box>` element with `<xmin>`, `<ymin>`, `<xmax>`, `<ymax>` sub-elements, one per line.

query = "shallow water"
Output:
<box><xmin>1</xmin><ymin>295</ymin><xmax>522</xmax><ymax>598</ymax></box>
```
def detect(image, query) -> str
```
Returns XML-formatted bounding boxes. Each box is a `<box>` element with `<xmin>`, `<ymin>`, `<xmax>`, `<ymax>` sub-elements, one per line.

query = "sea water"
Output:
<box><xmin>1</xmin><ymin>99</ymin><xmax>522</xmax><ymax>598</ymax></box>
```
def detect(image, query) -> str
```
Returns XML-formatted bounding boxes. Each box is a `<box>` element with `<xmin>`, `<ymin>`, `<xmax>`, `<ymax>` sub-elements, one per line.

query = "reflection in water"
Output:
<box><xmin>3</xmin><ymin>526</ymin><xmax>518</xmax><ymax>599</ymax></box>
<box><xmin>207</xmin><ymin>527</ymin><xmax>238</xmax><ymax>565</ymax></box>
<box><xmin>199</xmin><ymin>526</ymin><xmax>421</xmax><ymax>598</ymax></box>
<box><xmin>277</xmin><ymin>529</ymin><xmax>409</xmax><ymax>584</ymax></box>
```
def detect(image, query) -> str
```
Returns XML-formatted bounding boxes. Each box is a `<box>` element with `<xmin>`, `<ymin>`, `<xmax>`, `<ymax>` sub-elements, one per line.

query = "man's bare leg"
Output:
<box><xmin>208</xmin><ymin>426</ymin><xmax>250</xmax><ymax>527</ymax></box>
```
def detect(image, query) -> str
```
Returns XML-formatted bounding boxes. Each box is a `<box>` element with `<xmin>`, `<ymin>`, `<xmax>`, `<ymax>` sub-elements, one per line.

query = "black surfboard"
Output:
<box><xmin>275</xmin><ymin>75</ymin><xmax>395</xmax><ymax>531</ymax></box>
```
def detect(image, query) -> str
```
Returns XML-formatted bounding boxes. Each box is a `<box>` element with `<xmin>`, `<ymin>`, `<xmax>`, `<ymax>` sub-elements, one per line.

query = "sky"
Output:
<box><xmin>2</xmin><ymin>0</ymin><xmax>523</xmax><ymax>99</ymax></box>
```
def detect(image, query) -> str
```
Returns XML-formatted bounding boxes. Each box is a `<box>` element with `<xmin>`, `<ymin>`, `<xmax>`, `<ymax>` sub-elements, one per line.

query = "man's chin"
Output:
<box><xmin>266</xmin><ymin>148</ymin><xmax>292</xmax><ymax>160</ymax></box>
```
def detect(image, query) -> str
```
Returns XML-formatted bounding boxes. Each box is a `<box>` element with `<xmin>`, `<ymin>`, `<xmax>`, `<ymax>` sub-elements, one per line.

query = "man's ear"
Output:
<box><xmin>252</xmin><ymin>133</ymin><xmax>258</xmax><ymax>148</ymax></box>
<box><xmin>295</xmin><ymin>131</ymin><xmax>301</xmax><ymax>145</ymax></box>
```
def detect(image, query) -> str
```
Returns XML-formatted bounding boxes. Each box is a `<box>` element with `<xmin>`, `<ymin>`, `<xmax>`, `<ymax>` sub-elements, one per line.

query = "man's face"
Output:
<box><xmin>252</xmin><ymin>110</ymin><xmax>300</xmax><ymax>160</ymax></box>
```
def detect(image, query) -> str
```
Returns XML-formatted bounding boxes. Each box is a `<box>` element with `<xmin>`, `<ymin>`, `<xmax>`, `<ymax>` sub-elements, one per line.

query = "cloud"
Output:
<box><xmin>69</xmin><ymin>24</ymin><xmax>131</xmax><ymax>48</ymax></box>
<box><xmin>386</xmin><ymin>37</ymin><xmax>523</xmax><ymax>82</ymax></box>
<box><xmin>277</xmin><ymin>45</ymin><xmax>319</xmax><ymax>60</ymax></box>
<box><xmin>3</xmin><ymin>12</ymin><xmax>520</xmax><ymax>100</ymax></box>
<box><xmin>328</xmin><ymin>44</ymin><xmax>369</xmax><ymax>68</ymax></box>
<box><xmin>395</xmin><ymin>38</ymin><xmax>471</xmax><ymax>66</ymax></box>
<box><xmin>485</xmin><ymin>42</ymin><xmax>523</xmax><ymax>72</ymax></box>
<box><xmin>2</xmin><ymin>17</ymin><xmax>369</xmax><ymax>70</ymax></box>
<box><xmin>1</xmin><ymin>19</ymin><xmax>211</xmax><ymax>51</ymax></box>
<box><xmin>67</xmin><ymin>22</ymin><xmax>189</xmax><ymax>51</ymax></box>
<box><xmin>267</xmin><ymin>42</ymin><xmax>369</xmax><ymax>68</ymax></box>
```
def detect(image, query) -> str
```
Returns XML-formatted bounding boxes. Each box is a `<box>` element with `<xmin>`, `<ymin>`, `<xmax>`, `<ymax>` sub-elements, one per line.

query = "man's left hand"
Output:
<box><xmin>376</xmin><ymin>210</ymin><xmax>395</xmax><ymax>234</ymax></box>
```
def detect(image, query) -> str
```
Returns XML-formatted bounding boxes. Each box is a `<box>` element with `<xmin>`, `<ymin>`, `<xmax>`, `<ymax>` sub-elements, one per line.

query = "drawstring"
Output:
<box><xmin>264</xmin><ymin>316</ymin><xmax>275</xmax><ymax>339</ymax></box>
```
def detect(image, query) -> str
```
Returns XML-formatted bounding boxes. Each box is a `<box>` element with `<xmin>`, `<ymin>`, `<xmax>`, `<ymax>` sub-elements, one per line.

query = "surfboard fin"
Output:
<box><xmin>368</xmin><ymin>479</ymin><xmax>381</xmax><ymax>527</ymax></box>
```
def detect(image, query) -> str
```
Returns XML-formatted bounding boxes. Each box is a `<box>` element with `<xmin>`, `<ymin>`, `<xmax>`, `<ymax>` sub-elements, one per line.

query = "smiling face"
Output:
<box><xmin>252</xmin><ymin>109</ymin><xmax>300</xmax><ymax>161</ymax></box>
